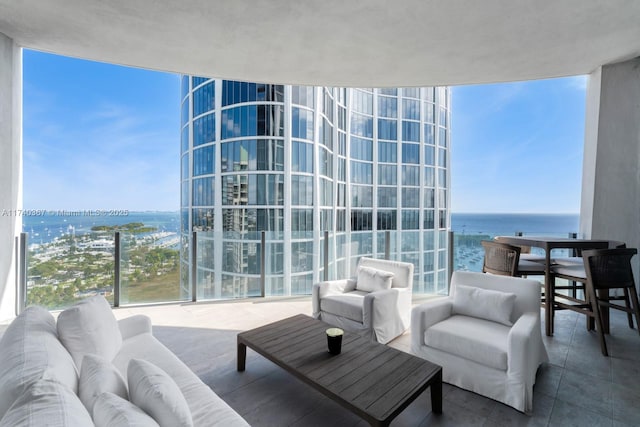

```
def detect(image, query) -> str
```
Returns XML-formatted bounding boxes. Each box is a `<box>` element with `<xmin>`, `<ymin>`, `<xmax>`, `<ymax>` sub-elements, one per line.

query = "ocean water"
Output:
<box><xmin>23</xmin><ymin>211</ymin><xmax>179</xmax><ymax>244</ymax></box>
<box><xmin>451</xmin><ymin>213</ymin><xmax>580</xmax><ymax>237</ymax></box>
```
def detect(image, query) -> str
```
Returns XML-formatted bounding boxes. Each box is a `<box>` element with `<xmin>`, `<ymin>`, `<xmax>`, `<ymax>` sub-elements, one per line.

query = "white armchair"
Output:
<box><xmin>411</xmin><ymin>271</ymin><xmax>548</xmax><ymax>413</ymax></box>
<box><xmin>312</xmin><ymin>258</ymin><xmax>414</xmax><ymax>344</ymax></box>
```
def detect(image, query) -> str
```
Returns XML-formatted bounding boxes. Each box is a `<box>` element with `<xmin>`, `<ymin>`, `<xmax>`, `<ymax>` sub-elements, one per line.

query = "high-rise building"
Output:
<box><xmin>180</xmin><ymin>78</ymin><xmax>450</xmax><ymax>300</ymax></box>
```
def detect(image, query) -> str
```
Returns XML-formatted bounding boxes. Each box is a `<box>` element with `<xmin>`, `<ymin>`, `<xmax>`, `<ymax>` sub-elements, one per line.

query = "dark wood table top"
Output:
<box><xmin>237</xmin><ymin>314</ymin><xmax>442</xmax><ymax>426</ymax></box>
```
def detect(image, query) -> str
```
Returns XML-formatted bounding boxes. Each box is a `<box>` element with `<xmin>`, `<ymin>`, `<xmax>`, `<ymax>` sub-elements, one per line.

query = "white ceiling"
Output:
<box><xmin>1</xmin><ymin>0</ymin><xmax>639</xmax><ymax>87</ymax></box>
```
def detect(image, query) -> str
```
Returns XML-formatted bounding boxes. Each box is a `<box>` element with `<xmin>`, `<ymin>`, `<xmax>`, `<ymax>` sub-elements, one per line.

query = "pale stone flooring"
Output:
<box><xmin>1</xmin><ymin>297</ymin><xmax>639</xmax><ymax>426</ymax></box>
<box><xmin>107</xmin><ymin>297</ymin><xmax>640</xmax><ymax>427</ymax></box>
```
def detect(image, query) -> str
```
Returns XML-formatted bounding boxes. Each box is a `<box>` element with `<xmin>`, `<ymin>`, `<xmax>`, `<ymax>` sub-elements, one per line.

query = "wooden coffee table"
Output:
<box><xmin>237</xmin><ymin>314</ymin><xmax>442</xmax><ymax>426</ymax></box>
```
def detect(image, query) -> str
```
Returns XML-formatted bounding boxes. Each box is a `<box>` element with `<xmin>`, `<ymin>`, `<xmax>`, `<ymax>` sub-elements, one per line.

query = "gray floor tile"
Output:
<box><xmin>556</xmin><ymin>369</ymin><xmax>612</xmax><ymax>416</ymax></box>
<box><xmin>548</xmin><ymin>399</ymin><xmax>613</xmax><ymax>427</ymax></box>
<box><xmin>611</xmin><ymin>383</ymin><xmax>640</xmax><ymax>426</ymax></box>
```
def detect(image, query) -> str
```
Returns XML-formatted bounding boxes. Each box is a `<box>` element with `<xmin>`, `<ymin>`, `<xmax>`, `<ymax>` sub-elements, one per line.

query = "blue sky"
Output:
<box><xmin>23</xmin><ymin>50</ymin><xmax>586</xmax><ymax>213</ymax></box>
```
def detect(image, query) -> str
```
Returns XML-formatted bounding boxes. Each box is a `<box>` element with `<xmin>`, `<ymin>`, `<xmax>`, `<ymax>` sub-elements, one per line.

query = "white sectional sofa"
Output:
<box><xmin>0</xmin><ymin>296</ymin><xmax>249</xmax><ymax>426</ymax></box>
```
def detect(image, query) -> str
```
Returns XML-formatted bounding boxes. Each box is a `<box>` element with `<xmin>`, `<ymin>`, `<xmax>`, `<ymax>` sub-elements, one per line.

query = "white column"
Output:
<box><xmin>580</xmin><ymin>57</ymin><xmax>640</xmax><ymax>285</ymax></box>
<box><xmin>0</xmin><ymin>33</ymin><xmax>22</xmax><ymax>322</ymax></box>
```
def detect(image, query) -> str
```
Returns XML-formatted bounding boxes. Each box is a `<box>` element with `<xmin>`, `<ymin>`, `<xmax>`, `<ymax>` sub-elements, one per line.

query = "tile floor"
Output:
<box><xmin>105</xmin><ymin>297</ymin><xmax>640</xmax><ymax>427</ymax></box>
<box><xmin>1</xmin><ymin>296</ymin><xmax>638</xmax><ymax>426</ymax></box>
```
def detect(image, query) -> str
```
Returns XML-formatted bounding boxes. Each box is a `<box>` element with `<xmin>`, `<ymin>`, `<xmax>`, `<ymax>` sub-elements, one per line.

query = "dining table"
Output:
<box><xmin>494</xmin><ymin>235</ymin><xmax>610</xmax><ymax>336</ymax></box>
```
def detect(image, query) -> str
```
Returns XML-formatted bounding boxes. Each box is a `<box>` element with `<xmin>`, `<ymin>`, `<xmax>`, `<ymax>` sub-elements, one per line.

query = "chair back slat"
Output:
<box><xmin>583</xmin><ymin>248</ymin><xmax>637</xmax><ymax>290</ymax></box>
<box><xmin>481</xmin><ymin>240</ymin><xmax>520</xmax><ymax>277</ymax></box>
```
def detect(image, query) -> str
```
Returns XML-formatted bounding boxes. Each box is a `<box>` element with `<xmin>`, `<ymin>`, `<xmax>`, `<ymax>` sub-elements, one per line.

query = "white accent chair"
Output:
<box><xmin>312</xmin><ymin>258</ymin><xmax>414</xmax><ymax>344</ymax></box>
<box><xmin>411</xmin><ymin>271</ymin><xmax>548</xmax><ymax>413</ymax></box>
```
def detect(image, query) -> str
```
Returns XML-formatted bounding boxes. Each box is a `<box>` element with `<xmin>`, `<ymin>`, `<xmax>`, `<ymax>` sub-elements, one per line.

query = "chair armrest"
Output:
<box><xmin>410</xmin><ymin>297</ymin><xmax>452</xmax><ymax>351</ymax></box>
<box><xmin>118</xmin><ymin>315</ymin><xmax>152</xmax><ymax>340</ymax></box>
<box><xmin>312</xmin><ymin>279</ymin><xmax>356</xmax><ymax>317</ymax></box>
<box><xmin>507</xmin><ymin>312</ymin><xmax>540</xmax><ymax>376</ymax></box>
<box><xmin>364</xmin><ymin>288</ymin><xmax>411</xmax><ymax>344</ymax></box>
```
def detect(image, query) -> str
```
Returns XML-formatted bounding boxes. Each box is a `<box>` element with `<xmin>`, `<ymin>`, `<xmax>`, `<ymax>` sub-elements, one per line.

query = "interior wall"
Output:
<box><xmin>0</xmin><ymin>33</ymin><xmax>21</xmax><ymax>322</ymax></box>
<box><xmin>580</xmin><ymin>57</ymin><xmax>640</xmax><ymax>284</ymax></box>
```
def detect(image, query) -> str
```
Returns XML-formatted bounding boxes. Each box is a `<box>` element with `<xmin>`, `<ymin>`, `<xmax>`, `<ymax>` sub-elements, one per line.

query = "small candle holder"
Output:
<box><xmin>326</xmin><ymin>328</ymin><xmax>344</xmax><ymax>355</ymax></box>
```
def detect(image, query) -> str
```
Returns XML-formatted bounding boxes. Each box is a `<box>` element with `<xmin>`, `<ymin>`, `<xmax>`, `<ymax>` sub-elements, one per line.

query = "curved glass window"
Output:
<box><xmin>222</xmin><ymin>208</ymin><xmax>283</xmax><ymax>232</ymax></box>
<box><xmin>403</xmin><ymin>88</ymin><xmax>420</xmax><ymax>99</ymax></box>
<box><xmin>377</xmin><ymin>210</ymin><xmax>397</xmax><ymax>230</ymax></box>
<box><xmin>402</xmin><ymin>210</ymin><xmax>419</xmax><ymax>229</ymax></box>
<box><xmin>292</xmin><ymin>141</ymin><xmax>313</xmax><ymax>173</ymax></box>
<box><xmin>378</xmin><ymin>96</ymin><xmax>397</xmax><ymax>118</ymax></box>
<box><xmin>222</xmin><ymin>81</ymin><xmax>284</xmax><ymax>106</ymax></box>
<box><xmin>221</xmin><ymin>139</ymin><xmax>284</xmax><ymax>172</ymax></box>
<box><xmin>192</xmin><ymin>76</ymin><xmax>209</xmax><ymax>87</ymax></box>
<box><xmin>351</xmin><ymin>185</ymin><xmax>372</xmax><ymax>207</ymax></box>
<box><xmin>378</xmin><ymin>141</ymin><xmax>397</xmax><ymax>163</ymax></box>
<box><xmin>402</xmin><ymin>121</ymin><xmax>420</xmax><ymax>142</ymax></box>
<box><xmin>379</xmin><ymin>88</ymin><xmax>397</xmax><ymax>96</ymax></box>
<box><xmin>221</xmin><ymin>105</ymin><xmax>284</xmax><ymax>139</ymax></box>
<box><xmin>181</xmin><ymin>181</ymin><xmax>189</xmax><ymax>207</ymax></box>
<box><xmin>438</xmin><ymin>148</ymin><xmax>447</xmax><ymax>168</ymax></box>
<box><xmin>424</xmin><ymin>188</ymin><xmax>435</xmax><ymax>208</ymax></box>
<box><xmin>221</xmin><ymin>174</ymin><xmax>284</xmax><ymax>206</ymax></box>
<box><xmin>402</xmin><ymin>143</ymin><xmax>420</xmax><ymax>164</ymax></box>
<box><xmin>424</xmin><ymin>167</ymin><xmax>435</xmax><ymax>187</ymax></box>
<box><xmin>378</xmin><ymin>188</ymin><xmax>397</xmax><ymax>207</ymax></box>
<box><xmin>291</xmin><ymin>175</ymin><xmax>313</xmax><ymax>206</ymax></box>
<box><xmin>350</xmin><ymin>137</ymin><xmax>372</xmax><ymax>161</ymax></box>
<box><xmin>181</xmin><ymin>154</ymin><xmax>189</xmax><ymax>180</ymax></box>
<box><xmin>181</xmin><ymin>126</ymin><xmax>189</xmax><ymax>153</ymax></box>
<box><xmin>193</xmin><ymin>82</ymin><xmax>215</xmax><ymax>117</ymax></box>
<box><xmin>402</xmin><ymin>188</ymin><xmax>419</xmax><ymax>207</ymax></box>
<box><xmin>292</xmin><ymin>107</ymin><xmax>314</xmax><ymax>140</ymax></box>
<box><xmin>320</xmin><ymin>117</ymin><xmax>333</xmax><ymax>149</ymax></box>
<box><xmin>351</xmin><ymin>113</ymin><xmax>373</xmax><ymax>138</ymax></box>
<box><xmin>319</xmin><ymin>147</ymin><xmax>332</xmax><ymax>178</ymax></box>
<box><xmin>192</xmin><ymin>208</ymin><xmax>214</xmax><ymax>231</ymax></box>
<box><xmin>402</xmin><ymin>99</ymin><xmax>420</xmax><ymax>120</ymax></box>
<box><xmin>378</xmin><ymin>118</ymin><xmax>397</xmax><ymax>140</ymax></box>
<box><xmin>193</xmin><ymin>146</ymin><xmax>214</xmax><ymax>176</ymax></box>
<box><xmin>292</xmin><ymin>86</ymin><xmax>314</xmax><ymax>108</ymax></box>
<box><xmin>320</xmin><ymin>178</ymin><xmax>333</xmax><ymax>206</ymax></box>
<box><xmin>323</xmin><ymin>89</ymin><xmax>334</xmax><ymax>121</ymax></box>
<box><xmin>424</xmin><ymin>210</ymin><xmax>435</xmax><ymax>229</ymax></box>
<box><xmin>193</xmin><ymin>113</ymin><xmax>215</xmax><ymax>147</ymax></box>
<box><xmin>402</xmin><ymin>165</ymin><xmax>419</xmax><ymax>186</ymax></box>
<box><xmin>181</xmin><ymin>100</ymin><xmax>189</xmax><ymax>126</ymax></box>
<box><xmin>351</xmin><ymin>210</ymin><xmax>373</xmax><ymax>231</ymax></box>
<box><xmin>378</xmin><ymin>165</ymin><xmax>397</xmax><ymax>185</ymax></box>
<box><xmin>439</xmin><ymin>128</ymin><xmax>448</xmax><ymax>147</ymax></box>
<box><xmin>193</xmin><ymin>177</ymin><xmax>215</xmax><ymax>206</ymax></box>
<box><xmin>353</xmin><ymin>90</ymin><xmax>373</xmax><ymax>114</ymax></box>
<box><xmin>424</xmin><ymin>103</ymin><xmax>435</xmax><ymax>124</ymax></box>
<box><xmin>424</xmin><ymin>145</ymin><xmax>435</xmax><ymax>165</ymax></box>
<box><xmin>291</xmin><ymin>209</ymin><xmax>313</xmax><ymax>232</ymax></box>
<box><xmin>181</xmin><ymin>76</ymin><xmax>189</xmax><ymax>99</ymax></box>
<box><xmin>424</xmin><ymin>124</ymin><xmax>435</xmax><ymax>145</ymax></box>
<box><xmin>351</xmin><ymin>161</ymin><xmax>372</xmax><ymax>184</ymax></box>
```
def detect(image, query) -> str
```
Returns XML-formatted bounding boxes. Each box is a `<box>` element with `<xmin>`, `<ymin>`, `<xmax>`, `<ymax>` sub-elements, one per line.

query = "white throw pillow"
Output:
<box><xmin>79</xmin><ymin>354</ymin><xmax>128</xmax><ymax>415</ymax></box>
<box><xmin>0</xmin><ymin>379</ymin><xmax>93</xmax><ymax>427</ymax></box>
<box><xmin>452</xmin><ymin>284</ymin><xmax>517</xmax><ymax>326</ymax></box>
<box><xmin>355</xmin><ymin>266</ymin><xmax>394</xmax><ymax>292</ymax></box>
<box><xmin>57</xmin><ymin>295</ymin><xmax>123</xmax><ymax>369</ymax></box>
<box><xmin>93</xmin><ymin>392</ymin><xmax>160</xmax><ymax>427</ymax></box>
<box><xmin>0</xmin><ymin>306</ymin><xmax>78</xmax><ymax>419</ymax></box>
<box><xmin>128</xmin><ymin>359</ymin><xmax>193</xmax><ymax>427</ymax></box>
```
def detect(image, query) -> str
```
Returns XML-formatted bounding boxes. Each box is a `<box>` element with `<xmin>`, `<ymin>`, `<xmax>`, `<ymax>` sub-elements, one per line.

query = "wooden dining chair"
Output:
<box><xmin>481</xmin><ymin>240</ymin><xmax>519</xmax><ymax>276</ymax></box>
<box><xmin>583</xmin><ymin>248</ymin><xmax>640</xmax><ymax>356</ymax></box>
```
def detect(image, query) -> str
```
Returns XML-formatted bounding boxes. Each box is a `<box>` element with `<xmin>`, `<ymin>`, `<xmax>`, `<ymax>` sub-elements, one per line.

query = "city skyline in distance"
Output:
<box><xmin>22</xmin><ymin>50</ymin><xmax>586</xmax><ymax>214</ymax></box>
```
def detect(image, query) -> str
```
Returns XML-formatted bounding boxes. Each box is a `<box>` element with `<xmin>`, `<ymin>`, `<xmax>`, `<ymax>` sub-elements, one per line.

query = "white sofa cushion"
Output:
<box><xmin>320</xmin><ymin>291</ymin><xmax>367</xmax><ymax>323</ymax></box>
<box><xmin>128</xmin><ymin>358</ymin><xmax>193</xmax><ymax>427</ymax></box>
<box><xmin>0</xmin><ymin>306</ymin><xmax>78</xmax><ymax>419</ymax></box>
<box><xmin>355</xmin><ymin>266</ymin><xmax>394</xmax><ymax>292</ymax></box>
<box><xmin>453</xmin><ymin>284</ymin><xmax>516</xmax><ymax>326</ymax></box>
<box><xmin>0</xmin><ymin>379</ymin><xmax>93</xmax><ymax>427</ymax></box>
<box><xmin>57</xmin><ymin>295</ymin><xmax>123</xmax><ymax>369</ymax></box>
<box><xmin>79</xmin><ymin>354</ymin><xmax>128</xmax><ymax>415</ymax></box>
<box><xmin>112</xmin><ymin>332</ymin><xmax>249</xmax><ymax>427</ymax></box>
<box><xmin>93</xmin><ymin>392</ymin><xmax>159</xmax><ymax>427</ymax></box>
<box><xmin>424</xmin><ymin>315</ymin><xmax>510</xmax><ymax>370</ymax></box>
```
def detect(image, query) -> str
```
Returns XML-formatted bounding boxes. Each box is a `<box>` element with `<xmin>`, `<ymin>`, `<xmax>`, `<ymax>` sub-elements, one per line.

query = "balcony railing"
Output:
<box><xmin>15</xmin><ymin>228</ymin><xmax>579</xmax><ymax>314</ymax></box>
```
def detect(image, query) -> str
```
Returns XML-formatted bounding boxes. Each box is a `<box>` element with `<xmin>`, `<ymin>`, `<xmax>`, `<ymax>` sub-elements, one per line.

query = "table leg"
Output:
<box><xmin>237</xmin><ymin>340</ymin><xmax>247</xmax><ymax>372</ymax></box>
<box><xmin>545</xmin><ymin>250</ymin><xmax>553</xmax><ymax>336</ymax></box>
<box><xmin>431</xmin><ymin>370</ymin><xmax>443</xmax><ymax>414</ymax></box>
